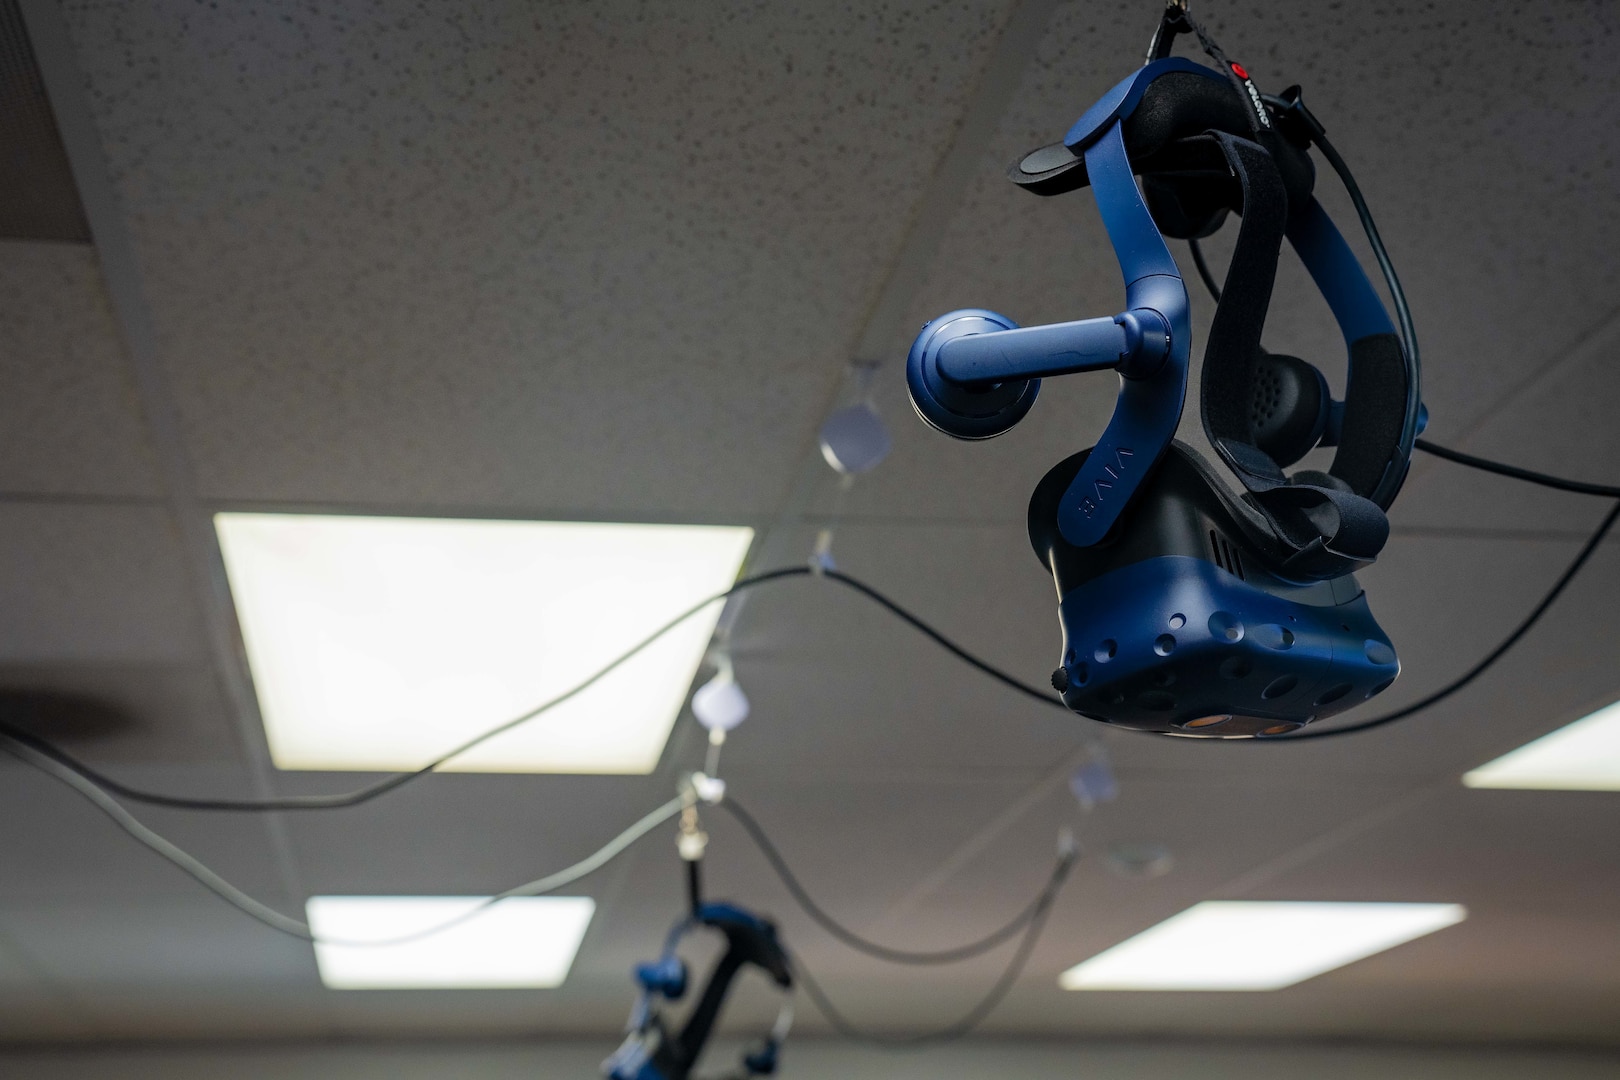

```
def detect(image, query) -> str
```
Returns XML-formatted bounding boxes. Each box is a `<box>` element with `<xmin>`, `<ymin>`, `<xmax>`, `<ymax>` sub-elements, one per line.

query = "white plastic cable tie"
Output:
<box><xmin>690</xmin><ymin>771</ymin><xmax>727</xmax><ymax>806</ymax></box>
<box><xmin>808</xmin><ymin>528</ymin><xmax>836</xmax><ymax>575</ymax></box>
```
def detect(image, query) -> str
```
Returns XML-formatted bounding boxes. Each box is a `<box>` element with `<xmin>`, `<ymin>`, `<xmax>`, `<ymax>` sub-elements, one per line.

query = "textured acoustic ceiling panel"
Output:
<box><xmin>54</xmin><ymin>0</ymin><xmax>1020</xmax><ymax>516</ymax></box>
<box><xmin>1</xmin><ymin>0</ymin><xmax>1619</xmax><ymax>1056</ymax></box>
<box><xmin>0</xmin><ymin>0</ymin><xmax>88</xmax><ymax>241</ymax></box>
<box><xmin>0</xmin><ymin>242</ymin><xmax>163</xmax><ymax>497</ymax></box>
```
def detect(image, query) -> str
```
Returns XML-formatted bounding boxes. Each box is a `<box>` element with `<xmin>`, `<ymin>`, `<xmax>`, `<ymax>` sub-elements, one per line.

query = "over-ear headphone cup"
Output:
<box><xmin>1248</xmin><ymin>353</ymin><xmax>1329</xmax><ymax>467</ymax></box>
<box><xmin>1143</xmin><ymin>174</ymin><xmax>1229</xmax><ymax>239</ymax></box>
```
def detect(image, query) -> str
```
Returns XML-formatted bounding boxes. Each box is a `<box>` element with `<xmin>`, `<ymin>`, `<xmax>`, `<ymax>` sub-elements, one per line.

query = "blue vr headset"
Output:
<box><xmin>603</xmin><ymin>902</ymin><xmax>794</xmax><ymax>1080</ymax></box>
<box><xmin>906</xmin><ymin>41</ymin><xmax>1422</xmax><ymax>738</ymax></box>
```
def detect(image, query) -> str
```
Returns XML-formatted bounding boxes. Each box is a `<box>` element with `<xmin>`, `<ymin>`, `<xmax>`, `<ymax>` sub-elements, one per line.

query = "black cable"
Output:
<box><xmin>0</xmin><ymin>566</ymin><xmax>1070</xmax><ymax>814</ymax></box>
<box><xmin>720</xmin><ymin>797</ymin><xmax>1076</xmax><ymax>966</ymax></box>
<box><xmin>1</xmin><ymin>728</ymin><xmax>688</xmax><ymax>944</ymax></box>
<box><xmin>1416</xmin><ymin>439</ymin><xmax>1620</xmax><ymax>498</ymax></box>
<box><xmin>1270</xmin><ymin>439</ymin><xmax>1620</xmax><ymax>740</ymax></box>
<box><xmin>789</xmin><ymin>864</ymin><xmax>1059</xmax><ymax>1047</ymax></box>
<box><xmin>1187</xmin><ymin>237</ymin><xmax>1222</xmax><ymax>302</ymax></box>
<box><xmin>686</xmin><ymin>857</ymin><xmax>704</xmax><ymax>916</ymax></box>
<box><xmin>6</xmin><ymin>440</ymin><xmax>1616</xmax><ymax>805</ymax></box>
<box><xmin>819</xmin><ymin>569</ymin><xmax>1065</xmax><ymax>712</ymax></box>
<box><xmin>1262</xmin><ymin>93</ymin><xmax>1425</xmax><ymax>473</ymax></box>
<box><xmin>1272</xmin><ymin>497</ymin><xmax>1620</xmax><ymax>741</ymax></box>
<box><xmin>0</xmin><ymin>567</ymin><xmax>811</xmax><ymax>810</ymax></box>
<box><xmin>1311</xmin><ymin>127</ymin><xmax>1419</xmax><ymax>374</ymax></box>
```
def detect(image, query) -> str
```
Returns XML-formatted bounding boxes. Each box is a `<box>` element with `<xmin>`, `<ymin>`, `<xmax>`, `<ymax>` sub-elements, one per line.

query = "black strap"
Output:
<box><xmin>1216</xmin><ymin>440</ymin><xmax>1390</xmax><ymax>576</ymax></box>
<box><xmin>1144</xmin><ymin>5</ymin><xmax>1270</xmax><ymax>139</ymax></box>
<box><xmin>1137</xmin><ymin>9</ymin><xmax>1389</xmax><ymax>576</ymax></box>
<box><xmin>1144</xmin><ymin>2</ymin><xmax>1188</xmax><ymax>63</ymax></box>
<box><xmin>1196</xmin><ymin>131</ymin><xmax>1388</xmax><ymax>574</ymax></box>
<box><xmin>1200</xmin><ymin>131</ymin><xmax>1285</xmax><ymax>468</ymax></box>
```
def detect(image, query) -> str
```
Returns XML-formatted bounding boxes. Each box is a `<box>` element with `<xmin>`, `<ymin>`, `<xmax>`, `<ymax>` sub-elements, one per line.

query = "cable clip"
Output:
<box><xmin>689</xmin><ymin>771</ymin><xmax>727</xmax><ymax>806</ymax></box>
<box><xmin>677</xmin><ymin>802</ymin><xmax>709</xmax><ymax>862</ymax></box>
<box><xmin>808</xmin><ymin>528</ymin><xmax>837</xmax><ymax>575</ymax></box>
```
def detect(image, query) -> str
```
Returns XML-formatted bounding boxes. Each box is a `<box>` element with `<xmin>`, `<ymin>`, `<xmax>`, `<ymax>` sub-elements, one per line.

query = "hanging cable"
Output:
<box><xmin>0</xmin><ymin>568</ymin><xmax>1074</xmax><ymax>815</ymax></box>
<box><xmin>1269</xmin><ymin>432</ymin><xmax>1620</xmax><ymax>740</ymax></box>
<box><xmin>5</xmin><ymin>721</ymin><xmax>1069</xmax><ymax>1003</ymax></box>
<box><xmin>818</xmin><ymin>569</ymin><xmax>1063</xmax><ymax>711</ymax></box>
<box><xmin>788</xmin><ymin>864</ymin><xmax>1060</xmax><ymax>1047</ymax></box>
<box><xmin>0</xmin><ymin>567</ymin><xmax>816</xmax><ymax>811</ymax></box>
<box><xmin>720</xmin><ymin>797</ymin><xmax>1077</xmax><ymax>966</ymax></box>
<box><xmin>0</xmin><ymin>729</ymin><xmax>684</xmax><ymax>946</ymax></box>
<box><xmin>0</xmin><ymin>735</ymin><xmax>313</xmax><ymax>938</ymax></box>
<box><xmin>1270</xmin><ymin>497</ymin><xmax>1620</xmax><ymax>741</ymax></box>
<box><xmin>1415</xmin><ymin>439</ymin><xmax>1620</xmax><ymax>498</ymax></box>
<box><xmin>3</xmin><ymin>719</ymin><xmax>1077</xmax><ymax>970</ymax></box>
<box><xmin>1308</xmin><ymin>128</ymin><xmax>1419</xmax><ymax>371</ymax></box>
<box><xmin>4</xmin><ymin>440</ymin><xmax>1619</xmax><ymax>810</ymax></box>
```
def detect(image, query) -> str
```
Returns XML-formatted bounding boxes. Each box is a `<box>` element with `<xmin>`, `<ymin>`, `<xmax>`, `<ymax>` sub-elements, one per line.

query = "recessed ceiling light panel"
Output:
<box><xmin>306</xmin><ymin>896</ymin><xmax>595</xmax><ymax>989</ymax></box>
<box><xmin>1059</xmin><ymin>900</ymin><xmax>1466</xmax><ymax>991</ymax></box>
<box><xmin>215</xmin><ymin>513</ymin><xmax>753</xmax><ymax>773</ymax></box>
<box><xmin>1463</xmin><ymin>699</ymin><xmax>1620</xmax><ymax>791</ymax></box>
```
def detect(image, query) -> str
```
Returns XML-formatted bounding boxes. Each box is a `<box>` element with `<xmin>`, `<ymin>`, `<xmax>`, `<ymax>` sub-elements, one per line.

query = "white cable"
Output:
<box><xmin>1</xmin><ymin>734</ymin><xmax>314</xmax><ymax>938</ymax></box>
<box><xmin>332</xmin><ymin>795</ymin><xmax>685</xmax><ymax>947</ymax></box>
<box><xmin>0</xmin><ymin>732</ymin><xmax>681</xmax><ymax>947</ymax></box>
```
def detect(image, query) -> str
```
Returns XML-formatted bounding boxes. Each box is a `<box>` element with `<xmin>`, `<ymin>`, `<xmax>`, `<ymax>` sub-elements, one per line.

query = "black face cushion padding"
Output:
<box><xmin>1159</xmin><ymin>440</ymin><xmax>1284</xmax><ymax>551</ymax></box>
<box><xmin>1248</xmin><ymin>352</ymin><xmax>1329</xmax><ymax>467</ymax></box>
<box><xmin>1256</xmin><ymin>482</ymin><xmax>1390</xmax><ymax>577</ymax></box>
<box><xmin>1329</xmin><ymin>332</ymin><xmax>1410</xmax><ymax>496</ymax></box>
<box><xmin>1216</xmin><ymin>439</ymin><xmax>1389</xmax><ymax>578</ymax></box>
<box><xmin>1290</xmin><ymin>468</ymin><xmax>1353</xmax><ymax>493</ymax></box>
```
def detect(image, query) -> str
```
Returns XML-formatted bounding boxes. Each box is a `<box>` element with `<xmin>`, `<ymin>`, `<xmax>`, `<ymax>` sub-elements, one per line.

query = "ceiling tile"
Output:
<box><xmin>59</xmin><ymin>0</ymin><xmax>1020</xmax><ymax>516</ymax></box>
<box><xmin>0</xmin><ymin>242</ymin><xmax>160</xmax><ymax>497</ymax></box>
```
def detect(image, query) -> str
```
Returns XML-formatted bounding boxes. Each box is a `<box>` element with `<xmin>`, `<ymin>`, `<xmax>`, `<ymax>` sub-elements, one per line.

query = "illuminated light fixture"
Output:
<box><xmin>1058</xmin><ymin>901</ymin><xmax>1466</xmax><ymax>991</ymax></box>
<box><xmin>215</xmin><ymin>514</ymin><xmax>753</xmax><ymax>773</ymax></box>
<box><xmin>1462</xmin><ymin>699</ymin><xmax>1620</xmax><ymax>790</ymax></box>
<box><xmin>306</xmin><ymin>896</ymin><xmax>594</xmax><ymax>989</ymax></box>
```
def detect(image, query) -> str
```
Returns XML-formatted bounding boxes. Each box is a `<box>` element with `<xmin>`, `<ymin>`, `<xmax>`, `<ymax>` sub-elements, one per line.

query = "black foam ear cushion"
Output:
<box><xmin>1247</xmin><ymin>352</ymin><xmax>1329</xmax><ymax>467</ymax></box>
